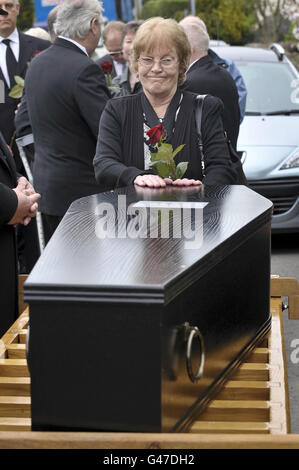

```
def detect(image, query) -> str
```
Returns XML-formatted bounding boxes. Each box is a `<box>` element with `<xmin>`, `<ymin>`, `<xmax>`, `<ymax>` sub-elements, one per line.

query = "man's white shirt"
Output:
<box><xmin>0</xmin><ymin>28</ymin><xmax>19</xmax><ymax>88</ymax></box>
<box><xmin>58</xmin><ymin>36</ymin><xmax>88</xmax><ymax>56</ymax></box>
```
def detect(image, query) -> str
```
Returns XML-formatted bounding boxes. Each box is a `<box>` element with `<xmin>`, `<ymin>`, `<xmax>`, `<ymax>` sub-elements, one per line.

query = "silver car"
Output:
<box><xmin>211</xmin><ymin>44</ymin><xmax>299</xmax><ymax>233</ymax></box>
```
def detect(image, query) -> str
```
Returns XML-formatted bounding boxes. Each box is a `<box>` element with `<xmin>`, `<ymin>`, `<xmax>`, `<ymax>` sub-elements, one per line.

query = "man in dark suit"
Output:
<box><xmin>96</xmin><ymin>20</ymin><xmax>126</xmax><ymax>79</ymax></box>
<box><xmin>0</xmin><ymin>128</ymin><xmax>40</xmax><ymax>336</ymax></box>
<box><xmin>180</xmin><ymin>15</ymin><xmax>247</xmax><ymax>123</ymax></box>
<box><xmin>0</xmin><ymin>0</ymin><xmax>51</xmax><ymax>173</ymax></box>
<box><xmin>24</xmin><ymin>0</ymin><xmax>110</xmax><ymax>243</ymax></box>
<box><xmin>181</xmin><ymin>21</ymin><xmax>240</xmax><ymax>150</ymax></box>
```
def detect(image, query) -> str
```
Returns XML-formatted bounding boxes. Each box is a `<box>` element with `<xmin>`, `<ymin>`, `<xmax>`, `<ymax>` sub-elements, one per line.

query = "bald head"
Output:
<box><xmin>179</xmin><ymin>15</ymin><xmax>207</xmax><ymax>31</ymax></box>
<box><xmin>180</xmin><ymin>21</ymin><xmax>210</xmax><ymax>63</ymax></box>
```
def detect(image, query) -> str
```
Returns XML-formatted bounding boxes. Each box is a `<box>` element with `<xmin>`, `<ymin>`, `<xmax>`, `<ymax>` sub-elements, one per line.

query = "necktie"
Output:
<box><xmin>2</xmin><ymin>39</ymin><xmax>18</xmax><ymax>89</ymax></box>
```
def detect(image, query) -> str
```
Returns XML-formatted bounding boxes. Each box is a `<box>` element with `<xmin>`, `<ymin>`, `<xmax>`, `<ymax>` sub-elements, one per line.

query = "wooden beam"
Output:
<box><xmin>270</xmin><ymin>275</ymin><xmax>299</xmax><ymax>319</ymax></box>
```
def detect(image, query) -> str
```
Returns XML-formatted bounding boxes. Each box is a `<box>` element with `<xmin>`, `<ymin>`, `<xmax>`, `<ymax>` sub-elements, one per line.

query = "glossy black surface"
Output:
<box><xmin>26</xmin><ymin>185</ymin><xmax>272</xmax><ymax>300</ymax></box>
<box><xmin>25</xmin><ymin>185</ymin><xmax>273</xmax><ymax>432</ymax></box>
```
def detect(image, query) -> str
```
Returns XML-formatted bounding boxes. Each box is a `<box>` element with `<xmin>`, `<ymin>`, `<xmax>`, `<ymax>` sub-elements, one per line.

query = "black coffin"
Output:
<box><xmin>25</xmin><ymin>185</ymin><xmax>273</xmax><ymax>433</ymax></box>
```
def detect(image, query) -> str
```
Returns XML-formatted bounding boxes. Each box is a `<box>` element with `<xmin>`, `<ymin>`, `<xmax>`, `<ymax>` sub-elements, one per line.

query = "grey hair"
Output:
<box><xmin>54</xmin><ymin>0</ymin><xmax>103</xmax><ymax>39</ymax></box>
<box><xmin>181</xmin><ymin>22</ymin><xmax>210</xmax><ymax>54</ymax></box>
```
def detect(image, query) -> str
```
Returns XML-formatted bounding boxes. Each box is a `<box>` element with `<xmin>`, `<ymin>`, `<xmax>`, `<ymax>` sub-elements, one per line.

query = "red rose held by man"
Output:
<box><xmin>101</xmin><ymin>61</ymin><xmax>113</xmax><ymax>74</ymax></box>
<box><xmin>146</xmin><ymin>124</ymin><xmax>164</xmax><ymax>144</ymax></box>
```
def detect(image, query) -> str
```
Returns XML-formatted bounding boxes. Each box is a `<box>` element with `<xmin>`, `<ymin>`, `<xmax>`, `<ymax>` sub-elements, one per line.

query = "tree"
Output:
<box><xmin>139</xmin><ymin>0</ymin><xmax>189</xmax><ymax>21</ymax></box>
<box><xmin>139</xmin><ymin>0</ymin><xmax>254</xmax><ymax>44</ymax></box>
<box><xmin>282</xmin><ymin>0</ymin><xmax>299</xmax><ymax>45</ymax></box>
<box><xmin>197</xmin><ymin>0</ymin><xmax>254</xmax><ymax>44</ymax></box>
<box><xmin>17</xmin><ymin>0</ymin><xmax>35</xmax><ymax>32</ymax></box>
<box><xmin>252</xmin><ymin>0</ymin><xmax>288</xmax><ymax>42</ymax></box>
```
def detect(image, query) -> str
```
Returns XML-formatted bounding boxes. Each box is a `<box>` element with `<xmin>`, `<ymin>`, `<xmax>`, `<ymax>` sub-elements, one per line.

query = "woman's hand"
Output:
<box><xmin>134</xmin><ymin>174</ymin><xmax>202</xmax><ymax>188</ymax></box>
<box><xmin>164</xmin><ymin>178</ymin><xmax>202</xmax><ymax>186</ymax></box>
<box><xmin>134</xmin><ymin>174</ymin><xmax>168</xmax><ymax>188</ymax></box>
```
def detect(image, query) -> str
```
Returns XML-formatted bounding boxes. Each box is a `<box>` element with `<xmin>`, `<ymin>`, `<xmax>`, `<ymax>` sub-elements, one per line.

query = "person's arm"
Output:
<box><xmin>224</xmin><ymin>60</ymin><xmax>247</xmax><ymax>123</ymax></box>
<box><xmin>94</xmin><ymin>100</ymin><xmax>147</xmax><ymax>189</ymax></box>
<box><xmin>0</xmin><ymin>180</ymin><xmax>40</xmax><ymax>227</ymax></box>
<box><xmin>0</xmin><ymin>183</ymin><xmax>18</xmax><ymax>226</ymax></box>
<box><xmin>200</xmin><ymin>96</ymin><xmax>237</xmax><ymax>185</ymax></box>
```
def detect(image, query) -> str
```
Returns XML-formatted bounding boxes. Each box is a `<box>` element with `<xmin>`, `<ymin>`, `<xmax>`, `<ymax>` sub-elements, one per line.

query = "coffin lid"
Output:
<box><xmin>24</xmin><ymin>185</ymin><xmax>273</xmax><ymax>305</ymax></box>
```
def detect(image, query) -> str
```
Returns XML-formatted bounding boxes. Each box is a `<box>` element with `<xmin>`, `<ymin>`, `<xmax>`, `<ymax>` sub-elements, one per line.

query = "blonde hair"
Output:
<box><xmin>130</xmin><ymin>17</ymin><xmax>191</xmax><ymax>85</ymax></box>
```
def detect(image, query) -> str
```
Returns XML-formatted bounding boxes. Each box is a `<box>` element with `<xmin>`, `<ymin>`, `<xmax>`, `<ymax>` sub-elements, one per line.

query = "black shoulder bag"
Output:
<box><xmin>195</xmin><ymin>94</ymin><xmax>247</xmax><ymax>185</ymax></box>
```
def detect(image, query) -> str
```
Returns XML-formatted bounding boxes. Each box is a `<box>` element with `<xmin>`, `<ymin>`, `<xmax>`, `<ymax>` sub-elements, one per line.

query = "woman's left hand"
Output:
<box><xmin>164</xmin><ymin>178</ymin><xmax>202</xmax><ymax>186</ymax></box>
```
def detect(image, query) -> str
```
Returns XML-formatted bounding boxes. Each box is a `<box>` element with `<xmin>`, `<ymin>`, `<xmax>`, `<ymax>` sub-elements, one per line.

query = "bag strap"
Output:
<box><xmin>194</xmin><ymin>94</ymin><xmax>207</xmax><ymax>177</ymax></box>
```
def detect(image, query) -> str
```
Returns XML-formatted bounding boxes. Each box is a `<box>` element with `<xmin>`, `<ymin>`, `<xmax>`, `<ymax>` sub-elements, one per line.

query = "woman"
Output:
<box><xmin>93</xmin><ymin>17</ymin><xmax>237</xmax><ymax>190</ymax></box>
<box><xmin>113</xmin><ymin>20</ymin><xmax>143</xmax><ymax>96</ymax></box>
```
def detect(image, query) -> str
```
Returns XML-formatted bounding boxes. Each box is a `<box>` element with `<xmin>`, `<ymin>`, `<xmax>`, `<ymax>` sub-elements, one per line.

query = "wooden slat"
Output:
<box><xmin>195</xmin><ymin>400</ymin><xmax>270</xmax><ymax>422</ymax></box>
<box><xmin>217</xmin><ymin>380</ymin><xmax>270</xmax><ymax>401</ymax></box>
<box><xmin>0</xmin><ymin>310</ymin><xmax>29</xmax><ymax>359</ymax></box>
<box><xmin>246</xmin><ymin>347</ymin><xmax>269</xmax><ymax>363</ymax></box>
<box><xmin>268</xmin><ymin>296</ymin><xmax>290</xmax><ymax>434</ymax></box>
<box><xmin>18</xmin><ymin>331</ymin><xmax>28</xmax><ymax>344</ymax></box>
<box><xmin>190</xmin><ymin>420</ymin><xmax>271</xmax><ymax>434</ymax></box>
<box><xmin>1</xmin><ymin>432</ymin><xmax>299</xmax><ymax>449</ymax></box>
<box><xmin>0</xmin><ymin>396</ymin><xmax>31</xmax><ymax>418</ymax></box>
<box><xmin>0</xmin><ymin>417</ymin><xmax>31</xmax><ymax>431</ymax></box>
<box><xmin>7</xmin><ymin>344</ymin><xmax>26</xmax><ymax>359</ymax></box>
<box><xmin>271</xmin><ymin>275</ymin><xmax>299</xmax><ymax>319</ymax></box>
<box><xmin>230</xmin><ymin>363</ymin><xmax>270</xmax><ymax>381</ymax></box>
<box><xmin>0</xmin><ymin>274</ymin><xmax>295</xmax><ymax>447</ymax></box>
<box><xmin>0</xmin><ymin>377</ymin><xmax>30</xmax><ymax>396</ymax></box>
<box><xmin>0</xmin><ymin>359</ymin><xmax>29</xmax><ymax>377</ymax></box>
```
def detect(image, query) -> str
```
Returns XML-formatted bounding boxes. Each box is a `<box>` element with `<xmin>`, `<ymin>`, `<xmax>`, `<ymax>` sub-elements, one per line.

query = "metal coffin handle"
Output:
<box><xmin>186</xmin><ymin>326</ymin><xmax>205</xmax><ymax>383</ymax></box>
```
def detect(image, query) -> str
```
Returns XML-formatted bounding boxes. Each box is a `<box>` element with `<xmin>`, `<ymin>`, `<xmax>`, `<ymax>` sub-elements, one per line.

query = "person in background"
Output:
<box><xmin>0</xmin><ymin>4</ymin><xmax>40</xmax><ymax>332</ymax></box>
<box><xmin>181</xmin><ymin>21</ymin><xmax>240</xmax><ymax>150</ymax></box>
<box><xmin>0</xmin><ymin>0</ymin><xmax>51</xmax><ymax>173</ymax></box>
<box><xmin>24</xmin><ymin>27</ymin><xmax>51</xmax><ymax>41</ymax></box>
<box><xmin>93</xmin><ymin>17</ymin><xmax>237</xmax><ymax>191</ymax></box>
<box><xmin>113</xmin><ymin>20</ymin><xmax>143</xmax><ymax>96</ymax></box>
<box><xmin>179</xmin><ymin>16</ymin><xmax>247</xmax><ymax>123</ymax></box>
<box><xmin>24</xmin><ymin>0</ymin><xmax>110</xmax><ymax>243</ymax></box>
<box><xmin>96</xmin><ymin>20</ymin><xmax>126</xmax><ymax>78</ymax></box>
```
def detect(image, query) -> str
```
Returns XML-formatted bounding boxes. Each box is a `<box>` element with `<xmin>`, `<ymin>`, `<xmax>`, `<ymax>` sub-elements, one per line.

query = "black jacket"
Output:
<box><xmin>0</xmin><ymin>132</ymin><xmax>18</xmax><ymax>337</ymax></box>
<box><xmin>25</xmin><ymin>37</ymin><xmax>110</xmax><ymax>216</ymax></box>
<box><xmin>182</xmin><ymin>55</ymin><xmax>240</xmax><ymax>150</ymax></box>
<box><xmin>0</xmin><ymin>31</ymin><xmax>51</xmax><ymax>170</ymax></box>
<box><xmin>93</xmin><ymin>91</ymin><xmax>237</xmax><ymax>190</ymax></box>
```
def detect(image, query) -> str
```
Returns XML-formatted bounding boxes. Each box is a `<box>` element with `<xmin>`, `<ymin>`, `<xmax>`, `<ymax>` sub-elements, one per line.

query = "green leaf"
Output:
<box><xmin>175</xmin><ymin>161</ymin><xmax>188</xmax><ymax>180</ymax></box>
<box><xmin>172</xmin><ymin>144</ymin><xmax>185</xmax><ymax>159</ymax></box>
<box><xmin>150</xmin><ymin>159</ymin><xmax>176</xmax><ymax>179</ymax></box>
<box><xmin>150</xmin><ymin>159</ymin><xmax>169</xmax><ymax>167</ymax></box>
<box><xmin>14</xmin><ymin>75</ymin><xmax>24</xmax><ymax>87</ymax></box>
<box><xmin>8</xmin><ymin>84</ymin><xmax>24</xmax><ymax>99</ymax></box>
<box><xmin>156</xmin><ymin>142</ymin><xmax>174</xmax><ymax>162</ymax></box>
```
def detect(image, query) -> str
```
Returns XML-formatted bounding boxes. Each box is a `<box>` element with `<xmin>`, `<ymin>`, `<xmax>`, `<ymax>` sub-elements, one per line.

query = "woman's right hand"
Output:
<box><xmin>134</xmin><ymin>174</ymin><xmax>168</xmax><ymax>188</ymax></box>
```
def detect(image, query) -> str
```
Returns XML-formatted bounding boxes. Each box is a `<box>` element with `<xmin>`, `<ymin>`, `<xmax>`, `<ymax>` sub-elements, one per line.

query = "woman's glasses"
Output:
<box><xmin>138</xmin><ymin>56</ymin><xmax>178</xmax><ymax>68</ymax></box>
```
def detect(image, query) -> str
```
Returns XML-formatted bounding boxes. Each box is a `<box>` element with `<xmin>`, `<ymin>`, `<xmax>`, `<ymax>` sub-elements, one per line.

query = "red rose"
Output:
<box><xmin>101</xmin><ymin>61</ymin><xmax>113</xmax><ymax>74</ymax></box>
<box><xmin>146</xmin><ymin>124</ymin><xmax>164</xmax><ymax>144</ymax></box>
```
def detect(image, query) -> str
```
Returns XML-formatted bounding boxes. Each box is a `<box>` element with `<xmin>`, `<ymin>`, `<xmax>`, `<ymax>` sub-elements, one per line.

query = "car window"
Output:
<box><xmin>237</xmin><ymin>62</ymin><xmax>299</xmax><ymax>114</ymax></box>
